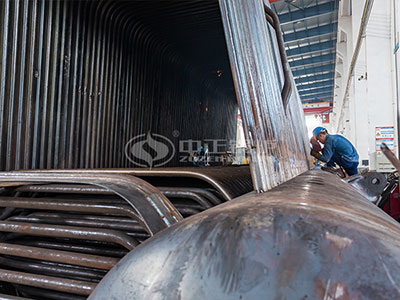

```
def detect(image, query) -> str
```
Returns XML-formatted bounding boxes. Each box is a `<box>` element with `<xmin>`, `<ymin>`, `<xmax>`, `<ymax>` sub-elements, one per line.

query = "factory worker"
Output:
<box><xmin>310</xmin><ymin>127</ymin><xmax>359</xmax><ymax>176</ymax></box>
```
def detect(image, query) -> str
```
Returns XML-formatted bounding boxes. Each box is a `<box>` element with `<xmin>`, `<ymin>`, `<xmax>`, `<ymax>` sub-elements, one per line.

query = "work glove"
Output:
<box><xmin>310</xmin><ymin>136</ymin><xmax>322</xmax><ymax>152</ymax></box>
<box><xmin>310</xmin><ymin>148</ymin><xmax>321</xmax><ymax>159</ymax></box>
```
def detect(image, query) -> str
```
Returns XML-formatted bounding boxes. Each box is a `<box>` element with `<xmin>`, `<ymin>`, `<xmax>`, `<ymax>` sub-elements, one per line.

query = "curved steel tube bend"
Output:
<box><xmin>0</xmin><ymin>172</ymin><xmax>182</xmax><ymax>235</ymax></box>
<box><xmin>15</xmin><ymin>166</ymin><xmax>253</xmax><ymax>201</ymax></box>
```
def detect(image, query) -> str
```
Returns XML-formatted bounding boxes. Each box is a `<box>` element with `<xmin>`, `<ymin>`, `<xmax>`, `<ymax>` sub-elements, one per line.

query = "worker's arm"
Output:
<box><xmin>318</xmin><ymin>138</ymin><xmax>334</xmax><ymax>162</ymax></box>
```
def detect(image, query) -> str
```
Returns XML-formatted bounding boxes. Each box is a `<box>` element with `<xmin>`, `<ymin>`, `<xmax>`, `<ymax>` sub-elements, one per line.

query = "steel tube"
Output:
<box><xmin>0</xmin><ymin>243</ymin><xmax>118</xmax><ymax>270</ymax></box>
<box><xmin>18</xmin><ymin>240</ymin><xmax>127</xmax><ymax>258</ymax></box>
<box><xmin>0</xmin><ymin>293</ymin><xmax>32</xmax><ymax>300</ymax></box>
<box><xmin>16</xmin><ymin>166</ymin><xmax>253</xmax><ymax>201</ymax></box>
<box><xmin>16</xmin><ymin>184</ymin><xmax>112</xmax><ymax>194</ymax></box>
<box><xmin>264</xmin><ymin>5</ymin><xmax>292</xmax><ymax>109</ymax></box>
<box><xmin>25</xmin><ymin>212</ymin><xmax>142</xmax><ymax>228</ymax></box>
<box><xmin>159</xmin><ymin>189</ymin><xmax>213</xmax><ymax>208</ymax></box>
<box><xmin>0</xmin><ymin>196</ymin><xmax>140</xmax><ymax>221</ymax></box>
<box><xmin>16</xmin><ymin>184</ymin><xmax>223</xmax><ymax>206</ymax></box>
<box><xmin>9</xmin><ymin>214</ymin><xmax>147</xmax><ymax>234</ymax></box>
<box><xmin>0</xmin><ymin>172</ymin><xmax>182</xmax><ymax>235</ymax></box>
<box><xmin>0</xmin><ymin>257</ymin><xmax>106</xmax><ymax>281</ymax></box>
<box><xmin>0</xmin><ymin>269</ymin><xmax>96</xmax><ymax>295</ymax></box>
<box><xmin>15</xmin><ymin>285</ymin><xmax>86</xmax><ymax>300</ymax></box>
<box><xmin>0</xmin><ymin>221</ymin><xmax>138</xmax><ymax>249</ymax></box>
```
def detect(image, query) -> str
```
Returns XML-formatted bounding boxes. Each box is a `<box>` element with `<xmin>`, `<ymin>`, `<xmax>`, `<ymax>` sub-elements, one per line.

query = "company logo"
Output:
<box><xmin>125</xmin><ymin>133</ymin><xmax>175</xmax><ymax>168</ymax></box>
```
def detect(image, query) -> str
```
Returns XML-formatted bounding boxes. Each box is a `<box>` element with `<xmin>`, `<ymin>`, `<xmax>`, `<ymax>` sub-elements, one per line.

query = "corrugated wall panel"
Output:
<box><xmin>0</xmin><ymin>0</ymin><xmax>238</xmax><ymax>170</ymax></box>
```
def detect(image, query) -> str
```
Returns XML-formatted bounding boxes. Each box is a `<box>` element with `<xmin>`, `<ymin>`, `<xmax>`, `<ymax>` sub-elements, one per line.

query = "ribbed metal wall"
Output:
<box><xmin>219</xmin><ymin>0</ymin><xmax>311</xmax><ymax>192</ymax></box>
<box><xmin>0</xmin><ymin>0</ymin><xmax>237</xmax><ymax>170</ymax></box>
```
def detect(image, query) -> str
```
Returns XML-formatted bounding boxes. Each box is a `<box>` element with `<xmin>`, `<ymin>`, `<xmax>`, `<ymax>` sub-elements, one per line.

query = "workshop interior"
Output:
<box><xmin>0</xmin><ymin>0</ymin><xmax>399</xmax><ymax>299</ymax></box>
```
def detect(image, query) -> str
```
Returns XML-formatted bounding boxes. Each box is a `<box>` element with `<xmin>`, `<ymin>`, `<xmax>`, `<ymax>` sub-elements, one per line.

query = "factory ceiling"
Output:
<box><xmin>271</xmin><ymin>0</ymin><xmax>339</xmax><ymax>104</ymax></box>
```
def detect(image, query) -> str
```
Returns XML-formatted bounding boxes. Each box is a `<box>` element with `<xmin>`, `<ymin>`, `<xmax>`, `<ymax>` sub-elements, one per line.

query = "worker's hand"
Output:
<box><xmin>310</xmin><ymin>149</ymin><xmax>322</xmax><ymax>159</ymax></box>
<box><xmin>310</xmin><ymin>136</ymin><xmax>322</xmax><ymax>152</ymax></box>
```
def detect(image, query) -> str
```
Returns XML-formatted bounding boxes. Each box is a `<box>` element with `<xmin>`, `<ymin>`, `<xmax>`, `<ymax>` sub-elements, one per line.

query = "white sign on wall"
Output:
<box><xmin>376</xmin><ymin>126</ymin><xmax>395</xmax><ymax>172</ymax></box>
<box><xmin>376</xmin><ymin>126</ymin><xmax>395</xmax><ymax>156</ymax></box>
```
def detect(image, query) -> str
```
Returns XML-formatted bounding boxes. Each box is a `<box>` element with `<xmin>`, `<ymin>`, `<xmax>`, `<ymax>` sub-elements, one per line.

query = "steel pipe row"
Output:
<box><xmin>0</xmin><ymin>243</ymin><xmax>118</xmax><ymax>270</ymax></box>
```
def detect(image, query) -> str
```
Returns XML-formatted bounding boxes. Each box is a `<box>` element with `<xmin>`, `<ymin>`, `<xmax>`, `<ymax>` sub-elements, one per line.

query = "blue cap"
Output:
<box><xmin>312</xmin><ymin>126</ymin><xmax>327</xmax><ymax>137</ymax></box>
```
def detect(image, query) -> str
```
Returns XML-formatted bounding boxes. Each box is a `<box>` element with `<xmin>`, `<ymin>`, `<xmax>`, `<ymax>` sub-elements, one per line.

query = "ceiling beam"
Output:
<box><xmin>301</xmin><ymin>93</ymin><xmax>333</xmax><ymax>103</ymax></box>
<box><xmin>300</xmin><ymin>91</ymin><xmax>334</xmax><ymax>99</ymax></box>
<box><xmin>292</xmin><ymin>63</ymin><xmax>335</xmax><ymax>77</ymax></box>
<box><xmin>279</xmin><ymin>2</ymin><xmax>336</xmax><ymax>24</ymax></box>
<box><xmin>299</xmin><ymin>86</ymin><xmax>334</xmax><ymax>96</ymax></box>
<box><xmin>283</xmin><ymin>23</ymin><xmax>337</xmax><ymax>43</ymax></box>
<box><xmin>295</xmin><ymin>72</ymin><xmax>335</xmax><ymax>84</ymax></box>
<box><xmin>302</xmin><ymin>96</ymin><xmax>333</xmax><ymax>103</ymax></box>
<box><xmin>290</xmin><ymin>53</ymin><xmax>335</xmax><ymax>68</ymax></box>
<box><xmin>286</xmin><ymin>39</ymin><xmax>337</xmax><ymax>58</ymax></box>
<box><xmin>297</xmin><ymin>80</ymin><xmax>335</xmax><ymax>91</ymax></box>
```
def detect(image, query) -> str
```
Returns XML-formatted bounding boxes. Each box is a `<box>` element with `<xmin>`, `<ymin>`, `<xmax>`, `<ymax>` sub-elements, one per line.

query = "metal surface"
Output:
<box><xmin>0</xmin><ymin>171</ymin><xmax>182</xmax><ymax>234</ymax></box>
<box><xmin>16</xmin><ymin>166</ymin><xmax>253</xmax><ymax>201</ymax></box>
<box><xmin>13</xmin><ymin>286</ymin><xmax>86</xmax><ymax>300</ymax></box>
<box><xmin>90</xmin><ymin>169</ymin><xmax>400</xmax><ymax>300</ymax></box>
<box><xmin>219</xmin><ymin>0</ymin><xmax>311</xmax><ymax>192</ymax></box>
<box><xmin>0</xmin><ymin>257</ymin><xmax>106</xmax><ymax>281</ymax></box>
<box><xmin>347</xmin><ymin>171</ymin><xmax>387</xmax><ymax>203</ymax></box>
<box><xmin>0</xmin><ymin>197</ymin><xmax>140</xmax><ymax>220</ymax></box>
<box><xmin>16</xmin><ymin>184</ymin><xmax>112</xmax><ymax>194</ymax></box>
<box><xmin>0</xmin><ymin>243</ymin><xmax>118</xmax><ymax>270</ymax></box>
<box><xmin>9</xmin><ymin>213</ymin><xmax>147</xmax><ymax>236</ymax></box>
<box><xmin>264</xmin><ymin>5</ymin><xmax>292</xmax><ymax>109</ymax></box>
<box><xmin>0</xmin><ymin>221</ymin><xmax>137</xmax><ymax>250</ymax></box>
<box><xmin>0</xmin><ymin>0</ymin><xmax>238</xmax><ymax>171</ymax></box>
<box><xmin>0</xmin><ymin>294</ymin><xmax>32</xmax><ymax>300</ymax></box>
<box><xmin>14</xmin><ymin>240</ymin><xmax>128</xmax><ymax>259</ymax></box>
<box><xmin>0</xmin><ymin>269</ymin><xmax>96</xmax><ymax>296</ymax></box>
<box><xmin>0</xmin><ymin>168</ymin><xmax>249</xmax><ymax>298</ymax></box>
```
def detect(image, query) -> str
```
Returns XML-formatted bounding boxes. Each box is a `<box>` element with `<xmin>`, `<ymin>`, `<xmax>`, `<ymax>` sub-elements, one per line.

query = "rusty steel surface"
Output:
<box><xmin>0</xmin><ymin>0</ymin><xmax>237</xmax><ymax>171</ymax></box>
<box><xmin>0</xmin><ymin>171</ymin><xmax>182</xmax><ymax>234</ymax></box>
<box><xmin>16</xmin><ymin>184</ymin><xmax>223</xmax><ymax>205</ymax></box>
<box><xmin>18</xmin><ymin>166</ymin><xmax>253</xmax><ymax>201</ymax></box>
<box><xmin>16</xmin><ymin>184</ymin><xmax>112</xmax><ymax>194</ymax></box>
<box><xmin>0</xmin><ymin>169</ymin><xmax>224</xmax><ymax>298</ymax></box>
<box><xmin>0</xmin><ymin>257</ymin><xmax>106</xmax><ymax>281</ymax></box>
<box><xmin>15</xmin><ymin>240</ymin><xmax>128</xmax><ymax>259</ymax></box>
<box><xmin>0</xmin><ymin>197</ymin><xmax>140</xmax><ymax>220</ymax></box>
<box><xmin>90</xmin><ymin>169</ymin><xmax>400</xmax><ymax>300</ymax></box>
<box><xmin>219</xmin><ymin>0</ymin><xmax>311</xmax><ymax>192</ymax></box>
<box><xmin>0</xmin><ymin>221</ymin><xmax>137</xmax><ymax>250</ymax></box>
<box><xmin>0</xmin><ymin>269</ymin><xmax>96</xmax><ymax>296</ymax></box>
<box><xmin>9</xmin><ymin>213</ymin><xmax>147</xmax><ymax>236</ymax></box>
<box><xmin>0</xmin><ymin>168</ymin><xmax>249</xmax><ymax>299</ymax></box>
<box><xmin>0</xmin><ymin>243</ymin><xmax>118</xmax><ymax>270</ymax></box>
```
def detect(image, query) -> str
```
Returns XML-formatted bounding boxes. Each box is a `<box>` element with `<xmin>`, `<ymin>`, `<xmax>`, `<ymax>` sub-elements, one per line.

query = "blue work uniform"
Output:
<box><xmin>319</xmin><ymin>134</ymin><xmax>359</xmax><ymax>176</ymax></box>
